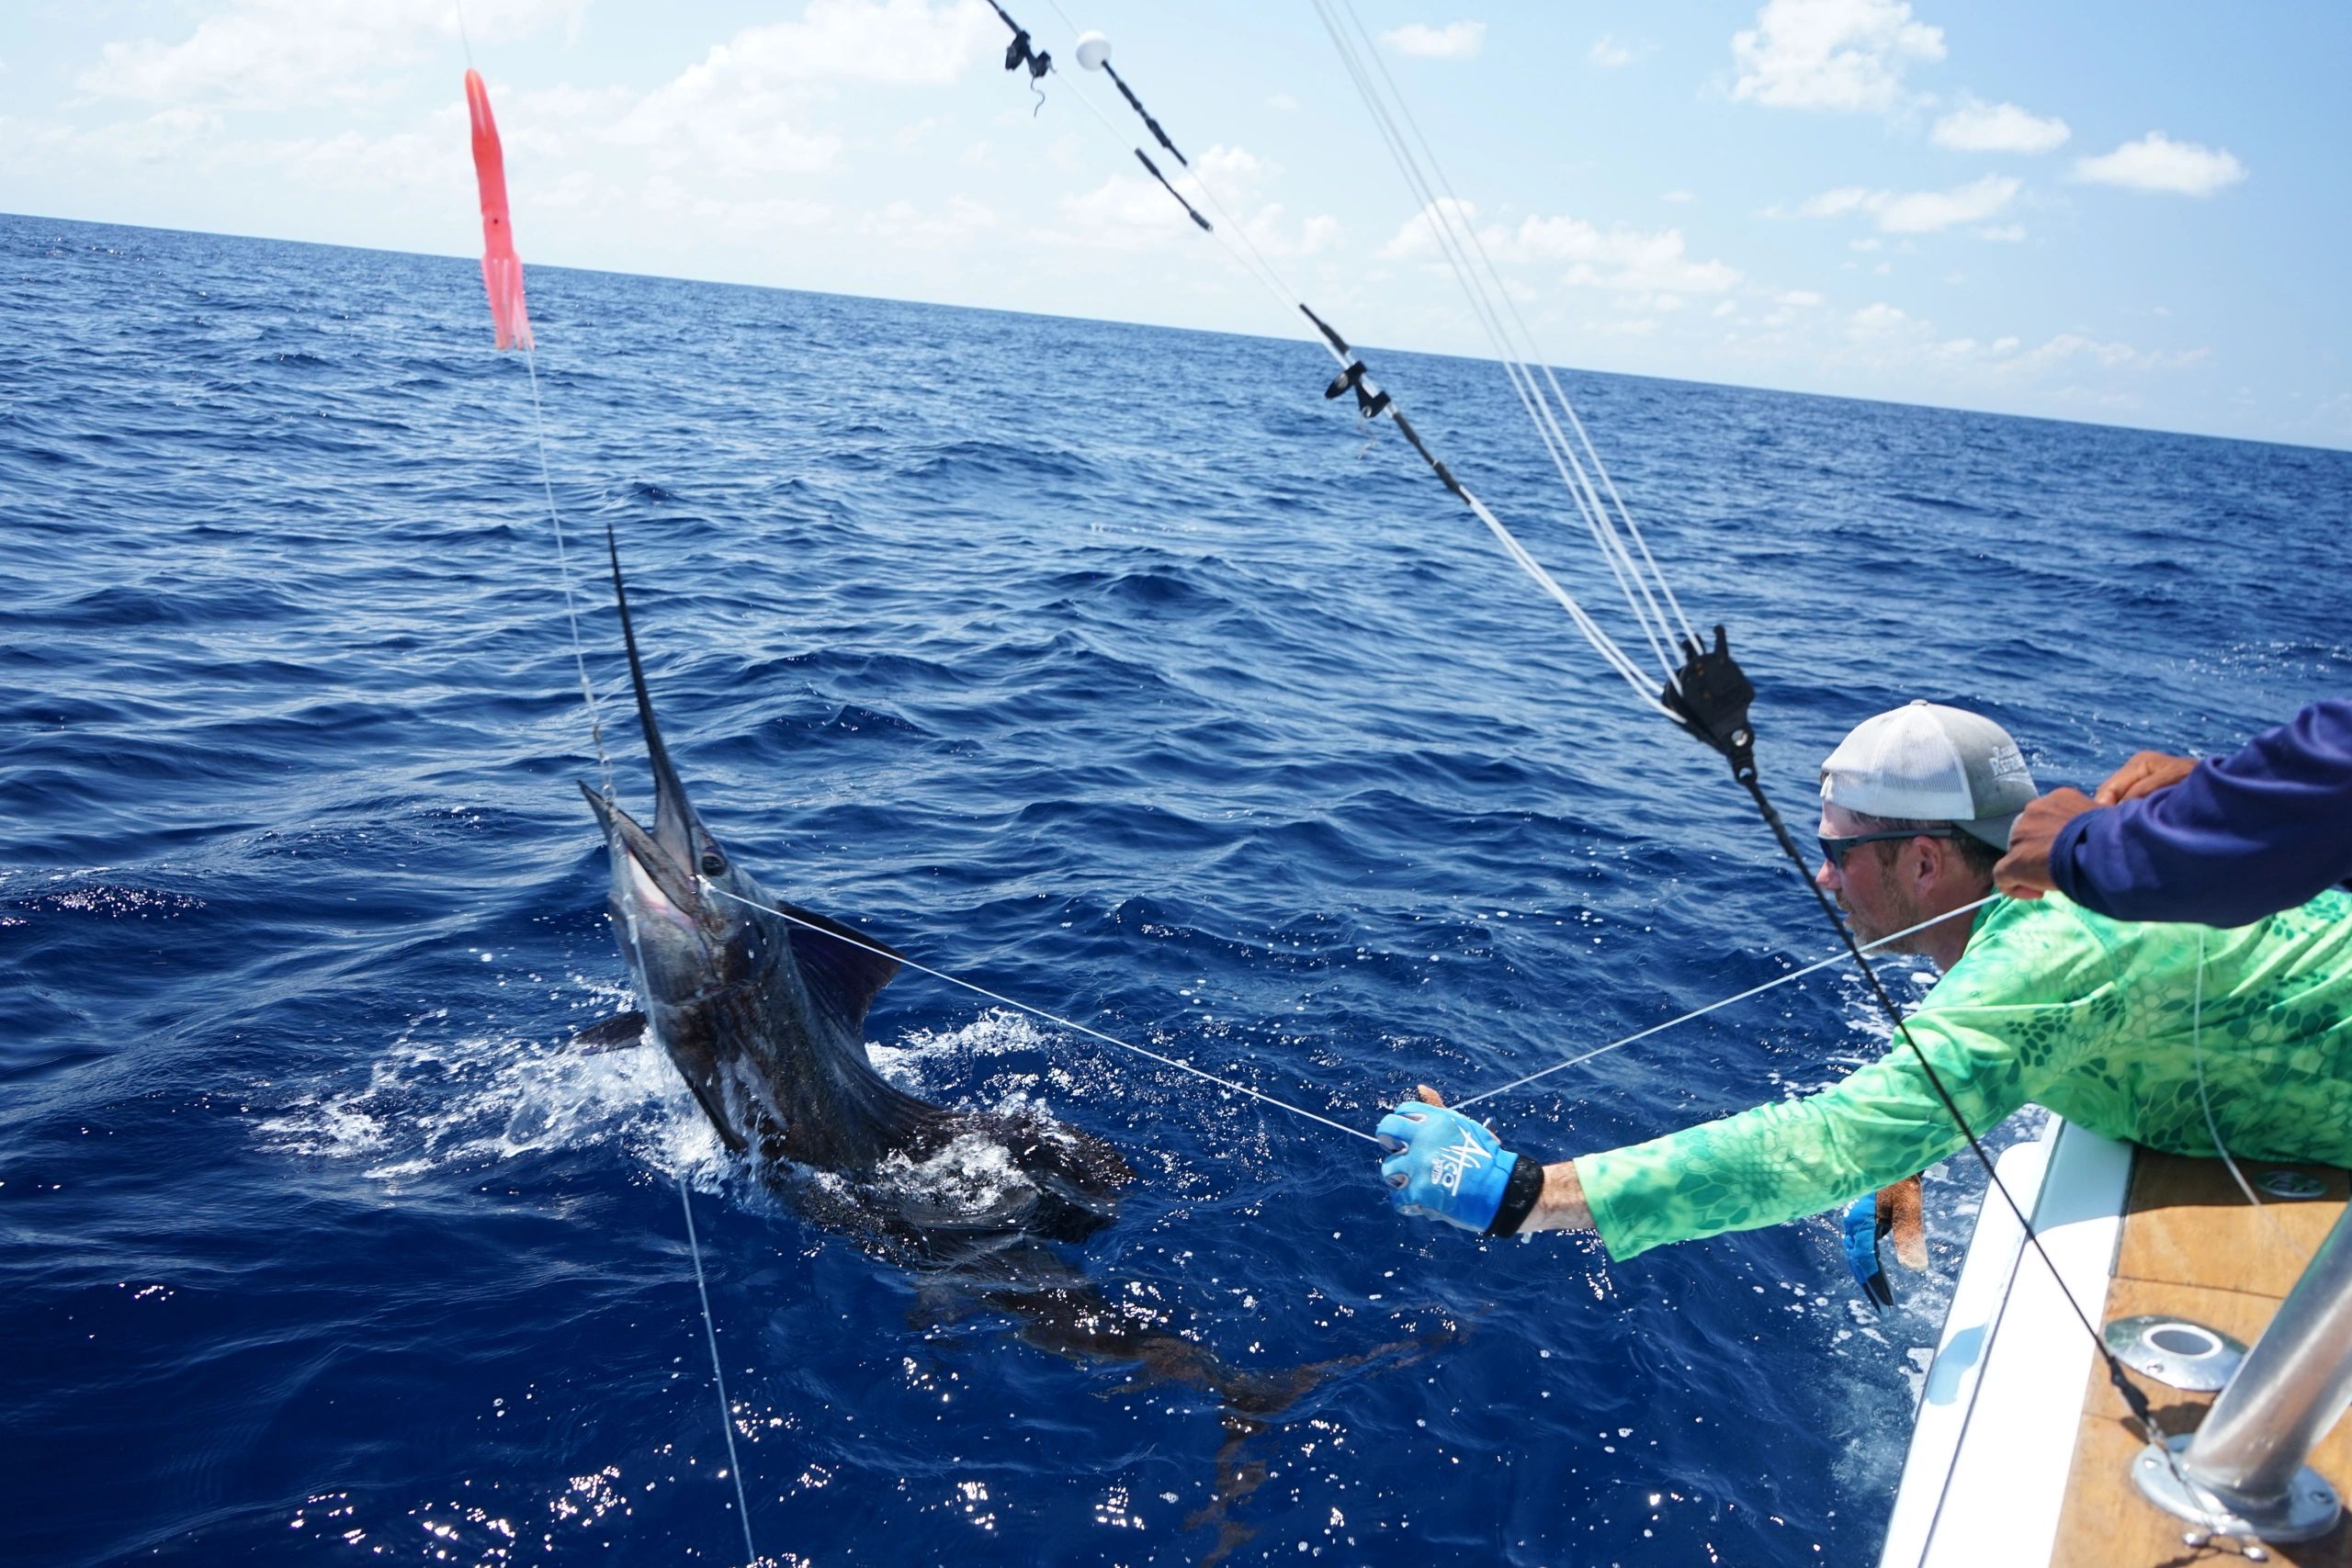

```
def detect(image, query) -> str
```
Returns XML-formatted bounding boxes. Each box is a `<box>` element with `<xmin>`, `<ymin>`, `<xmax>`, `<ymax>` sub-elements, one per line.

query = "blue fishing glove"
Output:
<box><xmin>1843</xmin><ymin>1190</ymin><xmax>1895</xmax><ymax>1311</ymax></box>
<box><xmin>1374</xmin><ymin>1099</ymin><xmax>1542</xmax><ymax>1236</ymax></box>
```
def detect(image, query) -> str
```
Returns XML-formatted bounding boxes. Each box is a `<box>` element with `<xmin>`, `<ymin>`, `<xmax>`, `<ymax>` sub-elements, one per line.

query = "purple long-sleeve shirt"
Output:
<box><xmin>2049</xmin><ymin>698</ymin><xmax>2352</xmax><ymax>926</ymax></box>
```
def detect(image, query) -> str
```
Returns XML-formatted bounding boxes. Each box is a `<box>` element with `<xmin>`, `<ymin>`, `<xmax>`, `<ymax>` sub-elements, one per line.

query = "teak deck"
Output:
<box><xmin>2050</xmin><ymin>1151</ymin><xmax>2352</xmax><ymax>1567</ymax></box>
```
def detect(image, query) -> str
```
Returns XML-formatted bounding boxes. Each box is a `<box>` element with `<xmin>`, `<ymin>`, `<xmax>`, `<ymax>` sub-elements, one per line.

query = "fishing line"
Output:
<box><xmin>1311</xmin><ymin>0</ymin><xmax>1680</xmax><ymax>677</ymax></box>
<box><xmin>521</xmin><ymin>348</ymin><xmax>615</xmax><ymax>795</ymax></box>
<box><xmin>1330</xmin><ymin>0</ymin><xmax>1700</xmax><ymax>660</ymax></box>
<box><xmin>1453</xmin><ymin>896</ymin><xmax>1998</xmax><ymax>1110</ymax></box>
<box><xmin>986</xmin><ymin>2</ymin><xmax>1683</xmax><ymax>725</ymax></box>
<box><xmin>1023</xmin><ymin>6</ymin><xmax>1311</xmax><ymax>324</ymax></box>
<box><xmin>678</xmin><ymin>1179</ymin><xmax>758</xmax><ymax>1565</ymax></box>
<box><xmin>455</xmin><ymin>21</ymin><xmax>747</xmax><ymax>1562</ymax></box>
<box><xmin>703</xmin><ymin>884</ymin><xmax>1381</xmax><ymax>1145</ymax></box>
<box><xmin>1313</xmin><ymin>0</ymin><xmax>1694</xmax><ymax>682</ymax></box>
<box><xmin>1046</xmin><ymin>0</ymin><xmax>1692</xmax><ymax>696</ymax></box>
<box><xmin>2190</xmin><ymin>929</ymin><xmax>2291</xmax><ymax>1242</ymax></box>
<box><xmin>1034</xmin><ymin>0</ymin><xmax>1316</xmax><ymax>319</ymax></box>
<box><xmin>707</xmin><ymin>884</ymin><xmax>2011</xmax><ymax>1145</ymax></box>
<box><xmin>454</xmin><ymin>19</ymin><xmax>613</xmax><ymax>794</ymax></box>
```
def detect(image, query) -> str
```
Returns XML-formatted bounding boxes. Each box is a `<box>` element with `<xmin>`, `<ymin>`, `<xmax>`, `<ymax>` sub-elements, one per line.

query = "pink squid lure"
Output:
<box><xmin>465</xmin><ymin>69</ymin><xmax>534</xmax><ymax>351</ymax></box>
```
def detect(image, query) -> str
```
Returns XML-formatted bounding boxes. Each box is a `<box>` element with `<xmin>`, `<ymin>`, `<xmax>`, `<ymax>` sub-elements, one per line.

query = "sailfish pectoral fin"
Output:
<box><xmin>775</xmin><ymin>898</ymin><xmax>906</xmax><ymax>1032</ymax></box>
<box><xmin>571</xmin><ymin>1010</ymin><xmax>649</xmax><ymax>1053</ymax></box>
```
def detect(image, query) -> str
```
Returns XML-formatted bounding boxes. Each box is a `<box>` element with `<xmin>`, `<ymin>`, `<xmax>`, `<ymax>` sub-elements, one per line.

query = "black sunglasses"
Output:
<box><xmin>1818</xmin><ymin>826</ymin><xmax>1958</xmax><ymax>869</ymax></box>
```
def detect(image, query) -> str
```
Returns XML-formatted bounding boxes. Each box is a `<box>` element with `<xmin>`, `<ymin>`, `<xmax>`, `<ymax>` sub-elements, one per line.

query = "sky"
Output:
<box><xmin>5</xmin><ymin>0</ymin><xmax>2347</xmax><ymax>449</ymax></box>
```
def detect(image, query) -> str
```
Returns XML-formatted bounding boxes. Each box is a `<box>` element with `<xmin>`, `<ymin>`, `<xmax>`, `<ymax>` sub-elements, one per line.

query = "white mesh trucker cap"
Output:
<box><xmin>1819</xmin><ymin>700</ymin><xmax>2039</xmax><ymax>849</ymax></box>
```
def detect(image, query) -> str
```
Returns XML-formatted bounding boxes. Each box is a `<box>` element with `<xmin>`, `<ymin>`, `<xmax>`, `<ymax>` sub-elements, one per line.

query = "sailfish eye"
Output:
<box><xmin>700</xmin><ymin>852</ymin><xmax>727</xmax><ymax>876</ymax></box>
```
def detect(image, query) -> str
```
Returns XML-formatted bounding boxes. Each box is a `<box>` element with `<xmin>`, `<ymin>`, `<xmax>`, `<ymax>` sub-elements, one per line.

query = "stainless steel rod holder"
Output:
<box><xmin>2132</xmin><ymin>1199</ymin><xmax>2352</xmax><ymax>1541</ymax></box>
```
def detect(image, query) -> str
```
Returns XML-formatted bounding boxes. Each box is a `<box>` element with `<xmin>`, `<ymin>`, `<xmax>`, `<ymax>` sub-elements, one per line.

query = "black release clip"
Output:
<box><xmin>985</xmin><ymin>1</ymin><xmax>1051</xmax><ymax>93</ymax></box>
<box><xmin>1004</xmin><ymin>27</ymin><xmax>1050</xmax><ymax>78</ymax></box>
<box><xmin>1661</xmin><ymin>624</ymin><xmax>1758</xmax><ymax>782</ymax></box>
<box><xmin>1324</xmin><ymin>361</ymin><xmax>1392</xmax><ymax>421</ymax></box>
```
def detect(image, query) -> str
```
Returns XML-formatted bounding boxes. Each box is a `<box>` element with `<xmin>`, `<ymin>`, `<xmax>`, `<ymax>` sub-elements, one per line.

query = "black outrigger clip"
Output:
<box><xmin>1003</xmin><ymin>26</ymin><xmax>1050</xmax><ymax>78</ymax></box>
<box><xmin>1324</xmin><ymin>361</ymin><xmax>1392</xmax><ymax>421</ymax></box>
<box><xmin>984</xmin><ymin>0</ymin><xmax>1051</xmax><ymax>113</ymax></box>
<box><xmin>1662</xmin><ymin>624</ymin><xmax>1758</xmax><ymax>783</ymax></box>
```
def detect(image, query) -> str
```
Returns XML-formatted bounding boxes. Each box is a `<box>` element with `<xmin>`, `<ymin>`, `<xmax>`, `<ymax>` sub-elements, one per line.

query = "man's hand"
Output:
<box><xmin>1998</xmin><ymin>751</ymin><xmax>2200</xmax><ymax>897</ymax></box>
<box><xmin>2096</xmin><ymin>750</ymin><xmax>2198</xmax><ymax>806</ymax></box>
<box><xmin>1995</xmin><ymin>787</ymin><xmax>2098</xmax><ymax>899</ymax></box>
<box><xmin>1375</xmin><ymin>1087</ymin><xmax>1522</xmax><ymax>1235</ymax></box>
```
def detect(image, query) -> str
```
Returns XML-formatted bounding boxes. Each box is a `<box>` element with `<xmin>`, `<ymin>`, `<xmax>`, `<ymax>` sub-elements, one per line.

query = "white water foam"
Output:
<box><xmin>257</xmin><ymin>978</ymin><xmax>729</xmax><ymax>1193</ymax></box>
<box><xmin>260</xmin><ymin>994</ymin><xmax>1095</xmax><ymax>1213</ymax></box>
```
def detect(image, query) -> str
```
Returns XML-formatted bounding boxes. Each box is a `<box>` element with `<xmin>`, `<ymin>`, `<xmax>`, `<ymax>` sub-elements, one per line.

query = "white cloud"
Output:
<box><xmin>2014</xmin><ymin>333</ymin><xmax>2209</xmax><ymax>373</ymax></box>
<box><xmin>613</xmin><ymin>93</ymin><xmax>841</xmax><ymax>176</ymax></box>
<box><xmin>1051</xmin><ymin>143</ymin><xmax>1336</xmax><ymax>258</ymax></box>
<box><xmin>1659</xmin><ymin>189</ymin><xmax>1695</xmax><ymax>204</ymax></box>
<box><xmin>1269</xmin><ymin>93</ymin><xmax>1300</xmax><ymax>112</ymax></box>
<box><xmin>27</xmin><ymin>100</ymin><xmax>477</xmax><ymax>193</ymax></box>
<box><xmin>253</xmin><ymin>126</ymin><xmax>455</xmax><ymax>190</ymax></box>
<box><xmin>1797</xmin><ymin>174</ymin><xmax>2019</xmax><ymax>233</ymax></box>
<box><xmin>2075</xmin><ymin>131</ymin><xmax>2247</xmax><ymax>196</ymax></box>
<box><xmin>1848</xmin><ymin>300</ymin><xmax>1918</xmax><ymax>338</ymax></box>
<box><xmin>858</xmin><ymin>195</ymin><xmax>997</xmax><ymax>244</ymax></box>
<box><xmin>1380</xmin><ymin>197</ymin><xmax>1740</xmax><ymax>293</ymax></box>
<box><xmin>1874</xmin><ymin>175</ymin><xmax>2018</xmax><ymax>231</ymax></box>
<box><xmin>640</xmin><ymin>175</ymin><xmax>835</xmax><ymax>235</ymax></box>
<box><xmin>1976</xmin><ymin>222</ymin><xmax>2025</xmax><ymax>243</ymax></box>
<box><xmin>1730</xmin><ymin>0</ymin><xmax>1944</xmax><ymax>113</ymax></box>
<box><xmin>73</xmin><ymin>107</ymin><xmax>228</xmax><ymax>165</ymax></box>
<box><xmin>1193</xmin><ymin>145</ymin><xmax>1340</xmax><ymax>259</ymax></box>
<box><xmin>534</xmin><ymin>170</ymin><xmax>603</xmax><ymax>209</ymax></box>
<box><xmin>0</xmin><ymin>115</ymin><xmax>72</xmax><ymax>158</ymax></box>
<box><xmin>1777</xmin><ymin>288</ymin><xmax>1825</xmax><ymax>306</ymax></box>
<box><xmin>739</xmin><ymin>0</ymin><xmax>1000</xmax><ymax>85</ymax></box>
<box><xmin>79</xmin><ymin>0</ymin><xmax>580</xmax><ymax>107</ymax></box>
<box><xmin>1381</xmin><ymin>22</ymin><xmax>1487</xmax><ymax>61</ymax></box>
<box><xmin>1834</xmin><ymin>303</ymin><xmax>2205</xmax><ymax>378</ymax></box>
<box><xmin>1056</xmin><ymin>174</ymin><xmax>1196</xmax><ymax>251</ymax></box>
<box><xmin>1591</xmin><ymin>35</ymin><xmax>1650</xmax><ymax>68</ymax></box>
<box><xmin>610</xmin><ymin>2</ymin><xmax>994</xmax><ymax>179</ymax></box>
<box><xmin>1931</xmin><ymin>96</ymin><xmax>2069</xmax><ymax>153</ymax></box>
<box><xmin>1594</xmin><ymin>315</ymin><xmax>1660</xmax><ymax>338</ymax></box>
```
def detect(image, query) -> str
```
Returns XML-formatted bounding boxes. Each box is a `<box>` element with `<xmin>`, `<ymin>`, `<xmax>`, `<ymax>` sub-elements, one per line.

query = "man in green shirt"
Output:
<box><xmin>1375</xmin><ymin>700</ymin><xmax>2352</xmax><ymax>1260</ymax></box>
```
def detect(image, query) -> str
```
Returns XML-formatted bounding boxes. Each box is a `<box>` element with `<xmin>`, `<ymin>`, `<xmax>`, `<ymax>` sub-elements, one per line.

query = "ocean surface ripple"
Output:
<box><xmin>4</xmin><ymin>213</ymin><xmax>2347</xmax><ymax>1565</ymax></box>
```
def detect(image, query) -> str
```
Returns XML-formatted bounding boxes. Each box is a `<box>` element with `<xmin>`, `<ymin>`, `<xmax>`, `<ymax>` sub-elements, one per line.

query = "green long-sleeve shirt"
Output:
<box><xmin>1575</xmin><ymin>889</ymin><xmax>2352</xmax><ymax>1259</ymax></box>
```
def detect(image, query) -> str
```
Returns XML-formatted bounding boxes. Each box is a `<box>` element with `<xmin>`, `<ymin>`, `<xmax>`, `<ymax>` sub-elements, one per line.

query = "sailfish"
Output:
<box><xmin>576</xmin><ymin>525</ymin><xmax>1133</xmax><ymax>1250</ymax></box>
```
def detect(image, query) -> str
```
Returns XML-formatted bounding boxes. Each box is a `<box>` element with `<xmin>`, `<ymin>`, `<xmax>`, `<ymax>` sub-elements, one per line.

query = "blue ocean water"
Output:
<box><xmin>3</xmin><ymin>209</ymin><xmax>2346</xmax><ymax>1566</ymax></box>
